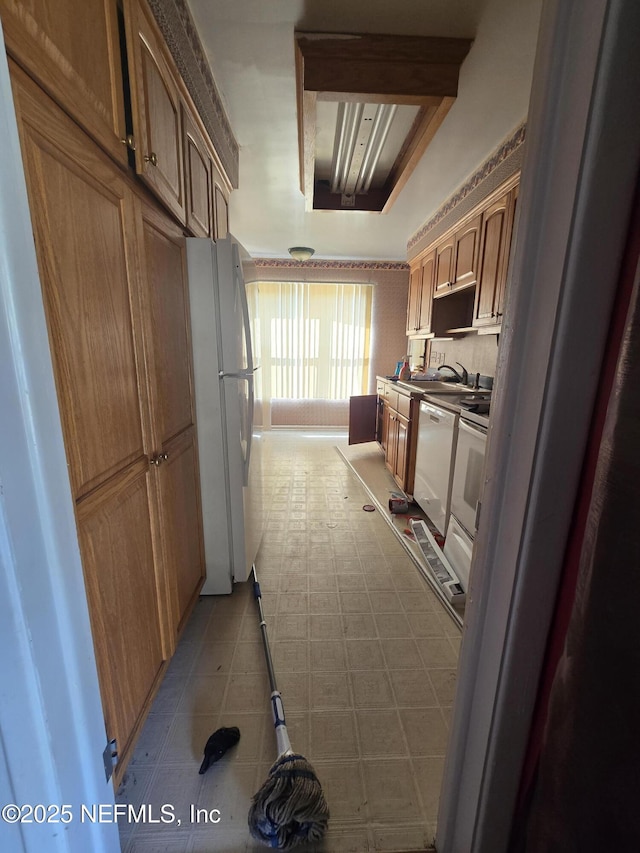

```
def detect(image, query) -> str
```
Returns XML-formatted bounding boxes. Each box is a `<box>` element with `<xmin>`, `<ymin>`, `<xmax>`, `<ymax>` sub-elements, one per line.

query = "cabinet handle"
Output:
<box><xmin>120</xmin><ymin>134</ymin><xmax>136</xmax><ymax>151</ymax></box>
<box><xmin>496</xmin><ymin>311</ymin><xmax>503</xmax><ymax>318</ymax></box>
<box><xmin>150</xmin><ymin>451</ymin><xmax>167</xmax><ymax>467</ymax></box>
<box><xmin>160</xmin><ymin>452</ymin><xmax>169</xmax><ymax>461</ymax></box>
<box><xmin>144</xmin><ymin>152</ymin><xmax>158</xmax><ymax>166</ymax></box>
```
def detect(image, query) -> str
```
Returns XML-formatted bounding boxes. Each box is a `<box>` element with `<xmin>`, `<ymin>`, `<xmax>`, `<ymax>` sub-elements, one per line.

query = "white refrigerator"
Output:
<box><xmin>186</xmin><ymin>236</ymin><xmax>263</xmax><ymax>594</ymax></box>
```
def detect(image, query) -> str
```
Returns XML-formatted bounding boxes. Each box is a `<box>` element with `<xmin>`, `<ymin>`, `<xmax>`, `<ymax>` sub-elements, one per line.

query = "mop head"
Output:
<box><xmin>248</xmin><ymin>753</ymin><xmax>330</xmax><ymax>849</ymax></box>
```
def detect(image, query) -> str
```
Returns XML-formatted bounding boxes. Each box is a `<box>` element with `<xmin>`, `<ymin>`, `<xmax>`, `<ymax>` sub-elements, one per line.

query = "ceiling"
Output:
<box><xmin>188</xmin><ymin>0</ymin><xmax>542</xmax><ymax>260</ymax></box>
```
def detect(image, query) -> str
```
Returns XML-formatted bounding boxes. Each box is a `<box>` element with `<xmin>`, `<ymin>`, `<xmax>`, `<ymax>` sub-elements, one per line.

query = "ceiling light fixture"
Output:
<box><xmin>288</xmin><ymin>246</ymin><xmax>315</xmax><ymax>262</ymax></box>
<box><xmin>330</xmin><ymin>102</ymin><xmax>398</xmax><ymax>196</ymax></box>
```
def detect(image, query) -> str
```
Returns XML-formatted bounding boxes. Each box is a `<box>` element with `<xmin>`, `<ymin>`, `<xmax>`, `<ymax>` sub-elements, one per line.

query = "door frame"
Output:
<box><xmin>0</xmin><ymin>24</ymin><xmax>119</xmax><ymax>853</ymax></box>
<box><xmin>437</xmin><ymin>1</ymin><xmax>640</xmax><ymax>850</ymax></box>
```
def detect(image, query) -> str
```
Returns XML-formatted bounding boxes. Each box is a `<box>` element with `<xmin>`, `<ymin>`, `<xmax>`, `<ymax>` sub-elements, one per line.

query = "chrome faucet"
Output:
<box><xmin>439</xmin><ymin>363</ymin><xmax>469</xmax><ymax>385</ymax></box>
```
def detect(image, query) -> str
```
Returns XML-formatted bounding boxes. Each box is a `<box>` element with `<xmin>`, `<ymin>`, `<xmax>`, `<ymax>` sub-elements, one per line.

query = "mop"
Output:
<box><xmin>248</xmin><ymin>567</ymin><xmax>329</xmax><ymax>849</ymax></box>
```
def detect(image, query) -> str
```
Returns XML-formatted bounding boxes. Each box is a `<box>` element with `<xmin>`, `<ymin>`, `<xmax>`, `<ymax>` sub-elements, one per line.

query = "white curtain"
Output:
<box><xmin>247</xmin><ymin>281</ymin><xmax>373</xmax><ymax>401</ymax></box>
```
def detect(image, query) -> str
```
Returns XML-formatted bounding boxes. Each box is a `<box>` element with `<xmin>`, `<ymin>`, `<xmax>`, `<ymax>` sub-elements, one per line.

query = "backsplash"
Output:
<box><xmin>427</xmin><ymin>334</ymin><xmax>500</xmax><ymax>380</ymax></box>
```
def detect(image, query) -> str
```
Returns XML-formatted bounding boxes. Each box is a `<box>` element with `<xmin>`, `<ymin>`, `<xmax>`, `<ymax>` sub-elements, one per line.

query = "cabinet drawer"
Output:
<box><xmin>377</xmin><ymin>380</ymin><xmax>388</xmax><ymax>398</ymax></box>
<box><xmin>388</xmin><ymin>388</ymin><xmax>399</xmax><ymax>411</ymax></box>
<box><xmin>396</xmin><ymin>392</ymin><xmax>411</xmax><ymax>419</ymax></box>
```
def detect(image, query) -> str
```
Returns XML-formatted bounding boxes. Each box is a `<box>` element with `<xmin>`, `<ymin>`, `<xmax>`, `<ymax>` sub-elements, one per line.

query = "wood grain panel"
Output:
<box><xmin>140</xmin><ymin>204</ymin><xmax>193</xmax><ymax>444</ymax></box>
<box><xmin>157</xmin><ymin>426</ymin><xmax>204</xmax><ymax>630</ymax></box>
<box><xmin>77</xmin><ymin>462</ymin><xmax>165</xmax><ymax>765</ymax></box>
<box><xmin>125</xmin><ymin>0</ymin><xmax>185</xmax><ymax>223</ymax></box>
<box><xmin>183</xmin><ymin>105</ymin><xmax>213</xmax><ymax>237</ymax></box>
<box><xmin>453</xmin><ymin>213</ymin><xmax>482</xmax><ymax>291</ymax></box>
<box><xmin>12</xmin><ymin>64</ymin><xmax>147</xmax><ymax>496</ymax></box>
<box><xmin>418</xmin><ymin>250</ymin><xmax>435</xmax><ymax>334</ymax></box>
<box><xmin>474</xmin><ymin>191</ymin><xmax>514</xmax><ymax>326</ymax></box>
<box><xmin>434</xmin><ymin>238</ymin><xmax>454</xmax><ymax>296</ymax></box>
<box><xmin>1</xmin><ymin>0</ymin><xmax>127</xmax><ymax>166</ymax></box>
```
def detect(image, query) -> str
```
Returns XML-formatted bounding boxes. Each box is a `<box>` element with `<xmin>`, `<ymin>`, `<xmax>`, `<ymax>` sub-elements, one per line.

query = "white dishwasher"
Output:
<box><xmin>413</xmin><ymin>400</ymin><xmax>459</xmax><ymax>536</ymax></box>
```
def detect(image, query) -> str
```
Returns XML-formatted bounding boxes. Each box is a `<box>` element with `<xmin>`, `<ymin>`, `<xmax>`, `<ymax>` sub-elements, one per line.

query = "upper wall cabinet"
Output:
<box><xmin>473</xmin><ymin>187</ymin><xmax>517</xmax><ymax>328</ymax></box>
<box><xmin>0</xmin><ymin>0</ymin><xmax>128</xmax><ymax>167</ymax></box>
<box><xmin>124</xmin><ymin>0</ymin><xmax>186</xmax><ymax>224</ymax></box>
<box><xmin>183</xmin><ymin>105</ymin><xmax>214</xmax><ymax>238</ymax></box>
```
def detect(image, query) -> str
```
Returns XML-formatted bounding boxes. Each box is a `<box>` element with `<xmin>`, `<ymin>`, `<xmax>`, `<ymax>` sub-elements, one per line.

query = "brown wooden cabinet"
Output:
<box><xmin>10</xmin><ymin>62</ymin><xmax>205</xmax><ymax>783</ymax></box>
<box><xmin>473</xmin><ymin>188</ymin><xmax>516</xmax><ymax>328</ymax></box>
<box><xmin>0</xmin><ymin>0</ymin><xmax>129</xmax><ymax>167</ymax></box>
<box><xmin>434</xmin><ymin>236</ymin><xmax>455</xmax><ymax>296</ymax></box>
<box><xmin>407</xmin><ymin>249</ymin><xmax>435</xmax><ymax>336</ymax></box>
<box><xmin>452</xmin><ymin>213</ymin><xmax>481</xmax><ymax>291</ymax></box>
<box><xmin>124</xmin><ymin>0</ymin><xmax>186</xmax><ymax>224</ymax></box>
<box><xmin>182</xmin><ymin>105</ymin><xmax>214</xmax><ymax>238</ymax></box>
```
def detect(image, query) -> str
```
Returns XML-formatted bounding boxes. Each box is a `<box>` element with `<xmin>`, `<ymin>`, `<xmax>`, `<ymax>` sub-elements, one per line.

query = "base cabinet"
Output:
<box><xmin>349</xmin><ymin>381</ymin><xmax>420</xmax><ymax>496</ymax></box>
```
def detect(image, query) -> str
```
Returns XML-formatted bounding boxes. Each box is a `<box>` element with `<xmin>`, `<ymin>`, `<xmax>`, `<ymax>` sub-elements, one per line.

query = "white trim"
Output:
<box><xmin>0</xmin><ymin>25</ymin><xmax>120</xmax><ymax>853</ymax></box>
<box><xmin>437</xmin><ymin>1</ymin><xmax>640</xmax><ymax>850</ymax></box>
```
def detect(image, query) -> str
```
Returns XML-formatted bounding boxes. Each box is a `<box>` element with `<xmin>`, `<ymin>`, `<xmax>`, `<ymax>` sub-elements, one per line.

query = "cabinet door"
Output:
<box><xmin>183</xmin><ymin>104</ymin><xmax>214</xmax><ymax>237</ymax></box>
<box><xmin>434</xmin><ymin>237</ymin><xmax>455</xmax><ymax>296</ymax></box>
<box><xmin>1</xmin><ymin>0</ymin><xmax>128</xmax><ymax>166</ymax></box>
<box><xmin>473</xmin><ymin>190</ymin><xmax>515</xmax><ymax>327</ymax></box>
<box><xmin>137</xmin><ymin>199</ymin><xmax>205</xmax><ymax>631</ymax></box>
<box><xmin>124</xmin><ymin>0</ymin><xmax>186</xmax><ymax>224</ymax></box>
<box><xmin>349</xmin><ymin>394</ymin><xmax>378</xmax><ymax>445</ymax></box>
<box><xmin>418</xmin><ymin>250</ymin><xmax>435</xmax><ymax>333</ymax></box>
<box><xmin>452</xmin><ymin>213</ymin><xmax>481</xmax><ymax>291</ymax></box>
<box><xmin>11</xmin><ymin>63</ymin><xmax>169</xmax><ymax>780</ymax></box>
<box><xmin>385</xmin><ymin>410</ymin><xmax>398</xmax><ymax>475</ymax></box>
<box><xmin>394</xmin><ymin>413</ymin><xmax>410</xmax><ymax>488</ymax></box>
<box><xmin>406</xmin><ymin>265</ymin><xmax>422</xmax><ymax>334</ymax></box>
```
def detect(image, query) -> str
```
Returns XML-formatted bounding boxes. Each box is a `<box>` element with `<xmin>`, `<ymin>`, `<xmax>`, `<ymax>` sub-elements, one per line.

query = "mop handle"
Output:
<box><xmin>251</xmin><ymin>567</ymin><xmax>293</xmax><ymax>756</ymax></box>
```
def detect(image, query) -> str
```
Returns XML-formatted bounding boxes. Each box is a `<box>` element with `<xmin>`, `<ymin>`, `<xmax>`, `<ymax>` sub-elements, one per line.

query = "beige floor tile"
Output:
<box><xmin>276</xmin><ymin>592</ymin><xmax>308</xmax><ymax>614</ymax></box>
<box><xmin>407</xmin><ymin>612</ymin><xmax>449</xmax><ymax>639</ymax></box>
<box><xmin>276</xmin><ymin>671</ymin><xmax>310</xmax><ymax>712</ymax></box>
<box><xmin>308</xmin><ymin>573</ymin><xmax>339</xmax><ymax>592</ymax></box>
<box><xmin>272</xmin><ymin>613</ymin><xmax>309</xmax><ymax>641</ymax></box>
<box><xmin>368</xmin><ymin>591</ymin><xmax>403</xmax><ymax>613</ymax></box>
<box><xmin>129</xmin><ymin>714</ymin><xmax>173</xmax><ymax>766</ymax></box>
<box><xmin>203</xmin><ymin>613</ymin><xmax>244</xmax><ymax>643</ymax></box>
<box><xmin>116</xmin><ymin>765</ymin><xmax>154</xmax><ymax>810</ymax></box>
<box><xmin>351</xmin><ymin>670</ymin><xmax>394</xmax><ymax>709</ymax></box>
<box><xmin>161</xmin><ymin>714</ymin><xmax>219</xmax><ymax>765</ymax></box>
<box><xmin>345</xmin><ymin>639</ymin><xmax>386</xmax><ymax>671</ymax></box>
<box><xmin>191</xmin><ymin>643</ymin><xmax>235</xmax><ymax>677</ymax></box>
<box><xmin>427</xmin><ymin>668</ymin><xmax>458</xmax><ymax>706</ymax></box>
<box><xmin>397</xmin><ymin>589</ymin><xmax>437</xmax><ymax>613</ymax></box>
<box><xmin>361</xmin><ymin>759</ymin><xmax>423</xmax><ymax>821</ymax></box>
<box><xmin>223</xmin><ymin>673</ymin><xmax>269</xmax><ymax>714</ymax></box>
<box><xmin>279</xmin><ymin>574</ymin><xmax>308</xmax><ymax>592</ymax></box>
<box><xmin>271</xmin><ymin>640</ymin><xmax>309</xmax><ymax>673</ymax></box>
<box><xmin>231</xmin><ymin>642</ymin><xmax>266</xmax><ymax>673</ymax></box>
<box><xmin>341</xmin><ymin>614</ymin><xmax>378</xmax><ymax>640</ymax></box>
<box><xmin>412</xmin><ymin>756</ymin><xmax>446</xmax><ymax>822</ymax></box>
<box><xmin>340</xmin><ymin>591</ymin><xmax>373</xmax><ymax>613</ymax></box>
<box><xmin>364</xmin><ymin>572</ymin><xmax>396</xmax><ymax>591</ymax></box>
<box><xmin>360</xmin><ymin>556</ymin><xmax>391</xmax><ymax>573</ymax></box>
<box><xmin>310</xmin><ymin>639</ymin><xmax>347</xmax><ymax>671</ymax></box>
<box><xmin>389</xmin><ymin>671</ymin><xmax>438</xmax><ymax>708</ymax></box>
<box><xmin>309</xmin><ymin>613</ymin><xmax>342</xmax><ymax>640</ymax></box>
<box><xmin>336</xmin><ymin>574</ymin><xmax>365</xmax><ymax>591</ymax></box>
<box><xmin>399</xmin><ymin>708</ymin><xmax>450</xmax><ymax>756</ymax></box>
<box><xmin>310</xmin><ymin>671</ymin><xmax>352</xmax><ymax>710</ymax></box>
<box><xmin>335</xmin><ymin>558</ymin><xmax>364</xmax><ymax>573</ymax></box>
<box><xmin>309</xmin><ymin>827</ymin><xmax>370</xmax><ymax>852</ymax></box>
<box><xmin>238</xmin><ymin>614</ymin><xmax>262</xmax><ymax>642</ymax></box>
<box><xmin>374</xmin><ymin>613</ymin><xmax>413</xmax><ymax>639</ymax></box>
<box><xmin>150</xmin><ymin>676</ymin><xmax>188</xmax><ymax>715</ymax></box>
<box><xmin>165</xmin><ymin>642</ymin><xmax>199</xmax><ymax>678</ymax></box>
<box><xmin>371</xmin><ymin>825</ymin><xmax>436</xmax><ymax>851</ymax></box>
<box><xmin>416</xmin><ymin>638</ymin><xmax>459</xmax><ymax>668</ymax></box>
<box><xmin>197</xmin><ymin>762</ymin><xmax>259</xmax><ymax>835</ymax></box>
<box><xmin>357</xmin><ymin>710</ymin><xmax>407</xmax><ymax>757</ymax></box>
<box><xmin>309</xmin><ymin>711</ymin><xmax>359</xmax><ymax>759</ymax></box>
<box><xmin>380</xmin><ymin>638</ymin><xmax>423</xmax><ymax>670</ymax></box>
<box><xmin>309</xmin><ymin>592</ymin><xmax>341</xmax><ymax>613</ymax></box>
<box><xmin>178</xmin><ymin>676</ymin><xmax>227</xmax><ymax>716</ymax></box>
<box><xmin>313</xmin><ymin>761</ymin><xmax>368</xmax><ymax>822</ymax></box>
<box><xmin>125</xmin><ymin>833</ymin><xmax>189</xmax><ymax>852</ymax></box>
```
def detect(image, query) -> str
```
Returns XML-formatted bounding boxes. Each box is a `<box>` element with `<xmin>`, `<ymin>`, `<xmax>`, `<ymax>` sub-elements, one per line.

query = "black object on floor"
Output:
<box><xmin>199</xmin><ymin>726</ymin><xmax>241</xmax><ymax>774</ymax></box>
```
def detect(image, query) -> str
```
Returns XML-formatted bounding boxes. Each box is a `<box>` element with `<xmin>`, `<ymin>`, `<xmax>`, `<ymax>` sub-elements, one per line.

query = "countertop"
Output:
<box><xmin>377</xmin><ymin>375</ymin><xmax>491</xmax><ymax>427</ymax></box>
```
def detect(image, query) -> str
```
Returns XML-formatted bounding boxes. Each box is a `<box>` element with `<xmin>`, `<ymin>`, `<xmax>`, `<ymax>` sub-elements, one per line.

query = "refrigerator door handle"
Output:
<box><xmin>218</xmin><ymin>365</ymin><xmax>260</xmax><ymax>379</ymax></box>
<box><xmin>244</xmin><ymin>374</ymin><xmax>255</xmax><ymax>485</ymax></box>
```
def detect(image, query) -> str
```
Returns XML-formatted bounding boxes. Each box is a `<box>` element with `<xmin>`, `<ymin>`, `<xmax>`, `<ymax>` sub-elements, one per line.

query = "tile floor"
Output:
<box><xmin>117</xmin><ymin>431</ymin><xmax>461</xmax><ymax>852</ymax></box>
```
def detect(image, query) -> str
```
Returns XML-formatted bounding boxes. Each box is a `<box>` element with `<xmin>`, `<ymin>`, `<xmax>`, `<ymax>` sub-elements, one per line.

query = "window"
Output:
<box><xmin>247</xmin><ymin>281</ymin><xmax>373</xmax><ymax>400</ymax></box>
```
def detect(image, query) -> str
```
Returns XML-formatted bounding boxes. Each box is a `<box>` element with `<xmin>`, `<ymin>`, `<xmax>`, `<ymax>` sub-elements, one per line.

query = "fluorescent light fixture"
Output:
<box><xmin>330</xmin><ymin>102</ymin><xmax>398</xmax><ymax>195</ymax></box>
<box><xmin>288</xmin><ymin>246</ymin><xmax>315</xmax><ymax>262</ymax></box>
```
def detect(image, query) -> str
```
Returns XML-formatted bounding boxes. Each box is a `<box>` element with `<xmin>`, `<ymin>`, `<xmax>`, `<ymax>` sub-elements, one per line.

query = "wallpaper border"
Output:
<box><xmin>147</xmin><ymin>0</ymin><xmax>239</xmax><ymax>187</ymax></box>
<box><xmin>407</xmin><ymin>122</ymin><xmax>526</xmax><ymax>254</ymax></box>
<box><xmin>253</xmin><ymin>259</ymin><xmax>410</xmax><ymax>271</ymax></box>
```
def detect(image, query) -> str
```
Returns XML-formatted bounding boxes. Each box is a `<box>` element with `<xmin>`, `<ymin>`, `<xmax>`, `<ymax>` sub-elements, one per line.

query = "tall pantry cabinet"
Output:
<box><xmin>1</xmin><ymin>0</ymin><xmax>231</xmax><ymax>782</ymax></box>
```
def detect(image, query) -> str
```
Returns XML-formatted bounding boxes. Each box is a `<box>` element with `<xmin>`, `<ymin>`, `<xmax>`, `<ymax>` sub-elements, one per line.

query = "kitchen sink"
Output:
<box><xmin>399</xmin><ymin>379</ymin><xmax>491</xmax><ymax>397</ymax></box>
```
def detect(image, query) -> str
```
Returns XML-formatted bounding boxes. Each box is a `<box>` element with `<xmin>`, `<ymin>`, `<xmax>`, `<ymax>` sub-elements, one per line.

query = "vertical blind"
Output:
<box><xmin>246</xmin><ymin>281</ymin><xmax>373</xmax><ymax>400</ymax></box>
